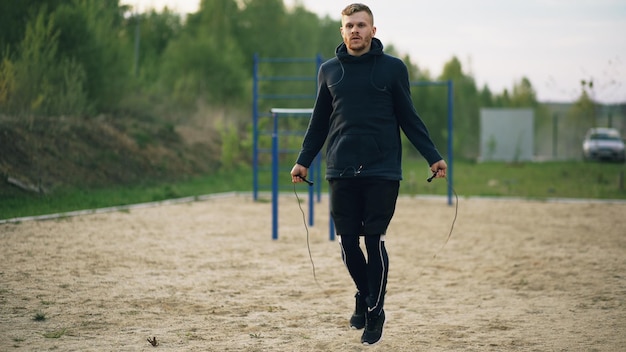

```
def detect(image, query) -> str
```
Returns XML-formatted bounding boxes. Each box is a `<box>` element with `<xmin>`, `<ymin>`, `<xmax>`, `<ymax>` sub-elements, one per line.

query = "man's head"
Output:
<box><xmin>340</xmin><ymin>3</ymin><xmax>376</xmax><ymax>57</ymax></box>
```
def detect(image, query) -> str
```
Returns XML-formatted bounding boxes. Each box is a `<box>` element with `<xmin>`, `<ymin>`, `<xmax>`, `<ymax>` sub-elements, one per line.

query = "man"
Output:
<box><xmin>290</xmin><ymin>3</ymin><xmax>447</xmax><ymax>346</ymax></box>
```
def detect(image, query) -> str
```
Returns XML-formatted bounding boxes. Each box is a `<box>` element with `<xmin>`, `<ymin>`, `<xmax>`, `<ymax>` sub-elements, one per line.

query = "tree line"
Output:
<box><xmin>0</xmin><ymin>0</ymin><xmax>604</xmax><ymax>161</ymax></box>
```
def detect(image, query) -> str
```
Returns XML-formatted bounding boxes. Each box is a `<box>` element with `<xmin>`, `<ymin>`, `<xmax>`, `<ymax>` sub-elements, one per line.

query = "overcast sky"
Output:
<box><xmin>123</xmin><ymin>0</ymin><xmax>626</xmax><ymax>103</ymax></box>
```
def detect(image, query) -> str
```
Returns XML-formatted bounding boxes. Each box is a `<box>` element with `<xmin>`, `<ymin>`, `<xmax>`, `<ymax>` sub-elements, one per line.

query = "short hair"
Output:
<box><xmin>341</xmin><ymin>3</ymin><xmax>374</xmax><ymax>25</ymax></box>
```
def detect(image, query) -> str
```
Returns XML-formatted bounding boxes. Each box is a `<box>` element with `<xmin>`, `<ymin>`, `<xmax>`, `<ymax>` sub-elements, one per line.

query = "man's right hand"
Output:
<box><xmin>290</xmin><ymin>164</ymin><xmax>308</xmax><ymax>183</ymax></box>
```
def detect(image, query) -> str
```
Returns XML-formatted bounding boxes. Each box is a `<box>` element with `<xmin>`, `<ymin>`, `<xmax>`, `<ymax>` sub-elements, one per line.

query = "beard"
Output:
<box><xmin>346</xmin><ymin>37</ymin><xmax>370</xmax><ymax>53</ymax></box>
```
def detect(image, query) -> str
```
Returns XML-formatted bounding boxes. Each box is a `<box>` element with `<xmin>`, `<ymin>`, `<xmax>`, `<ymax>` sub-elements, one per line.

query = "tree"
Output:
<box><xmin>0</xmin><ymin>8</ymin><xmax>88</xmax><ymax>117</ymax></box>
<box><xmin>53</xmin><ymin>0</ymin><xmax>131</xmax><ymax>112</ymax></box>
<box><xmin>0</xmin><ymin>0</ymin><xmax>66</xmax><ymax>56</ymax></box>
<box><xmin>158</xmin><ymin>0</ymin><xmax>248</xmax><ymax>108</ymax></box>
<box><xmin>509</xmin><ymin>77</ymin><xmax>538</xmax><ymax>108</ymax></box>
<box><xmin>132</xmin><ymin>9</ymin><xmax>182</xmax><ymax>85</ymax></box>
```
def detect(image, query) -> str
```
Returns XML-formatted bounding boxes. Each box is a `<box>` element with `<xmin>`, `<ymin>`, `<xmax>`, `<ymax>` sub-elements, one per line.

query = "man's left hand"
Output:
<box><xmin>430</xmin><ymin>160</ymin><xmax>447</xmax><ymax>179</ymax></box>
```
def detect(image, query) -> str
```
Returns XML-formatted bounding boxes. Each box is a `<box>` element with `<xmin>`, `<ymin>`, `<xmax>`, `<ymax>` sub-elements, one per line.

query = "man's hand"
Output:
<box><xmin>290</xmin><ymin>164</ymin><xmax>309</xmax><ymax>183</ymax></box>
<box><xmin>430</xmin><ymin>159</ymin><xmax>448</xmax><ymax>179</ymax></box>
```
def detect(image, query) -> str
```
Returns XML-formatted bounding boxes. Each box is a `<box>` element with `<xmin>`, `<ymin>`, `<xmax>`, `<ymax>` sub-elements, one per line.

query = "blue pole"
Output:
<box><xmin>252</xmin><ymin>53</ymin><xmax>260</xmax><ymax>201</ymax></box>
<box><xmin>447</xmin><ymin>79</ymin><xmax>454</xmax><ymax>206</ymax></box>
<box><xmin>271</xmin><ymin>112</ymin><xmax>279</xmax><ymax>240</ymax></box>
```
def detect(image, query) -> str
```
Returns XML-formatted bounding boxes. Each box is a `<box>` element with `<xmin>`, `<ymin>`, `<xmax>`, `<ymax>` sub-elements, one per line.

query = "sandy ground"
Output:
<box><xmin>1</xmin><ymin>193</ymin><xmax>625</xmax><ymax>351</ymax></box>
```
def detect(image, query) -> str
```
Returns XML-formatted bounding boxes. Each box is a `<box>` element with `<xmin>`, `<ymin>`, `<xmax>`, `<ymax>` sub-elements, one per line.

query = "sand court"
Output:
<box><xmin>1</xmin><ymin>194</ymin><xmax>625</xmax><ymax>351</ymax></box>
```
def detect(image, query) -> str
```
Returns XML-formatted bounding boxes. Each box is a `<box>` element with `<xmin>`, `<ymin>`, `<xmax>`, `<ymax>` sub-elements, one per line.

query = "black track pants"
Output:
<box><xmin>339</xmin><ymin>234</ymin><xmax>389</xmax><ymax>314</ymax></box>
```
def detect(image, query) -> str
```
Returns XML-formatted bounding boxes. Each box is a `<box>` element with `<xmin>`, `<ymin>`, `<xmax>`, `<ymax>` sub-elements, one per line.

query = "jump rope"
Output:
<box><xmin>292</xmin><ymin>176</ymin><xmax>323</xmax><ymax>290</ymax></box>
<box><xmin>293</xmin><ymin>169</ymin><xmax>459</xmax><ymax>287</ymax></box>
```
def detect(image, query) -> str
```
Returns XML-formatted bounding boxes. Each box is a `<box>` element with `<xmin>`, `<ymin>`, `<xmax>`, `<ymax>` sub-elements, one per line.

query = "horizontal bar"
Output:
<box><xmin>270</xmin><ymin>108</ymin><xmax>314</xmax><ymax>114</ymax></box>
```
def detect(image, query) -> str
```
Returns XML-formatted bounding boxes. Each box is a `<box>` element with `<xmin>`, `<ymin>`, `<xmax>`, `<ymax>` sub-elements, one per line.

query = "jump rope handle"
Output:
<box><xmin>297</xmin><ymin>175</ymin><xmax>314</xmax><ymax>186</ymax></box>
<box><xmin>427</xmin><ymin>170</ymin><xmax>438</xmax><ymax>183</ymax></box>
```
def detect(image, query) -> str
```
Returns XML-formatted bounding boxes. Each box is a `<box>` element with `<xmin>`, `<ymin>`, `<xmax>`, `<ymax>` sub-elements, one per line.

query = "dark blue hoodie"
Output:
<box><xmin>296</xmin><ymin>38</ymin><xmax>442</xmax><ymax>180</ymax></box>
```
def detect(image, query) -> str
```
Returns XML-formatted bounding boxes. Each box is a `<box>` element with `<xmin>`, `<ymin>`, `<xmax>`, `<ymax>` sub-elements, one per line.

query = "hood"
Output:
<box><xmin>336</xmin><ymin>37</ymin><xmax>384</xmax><ymax>62</ymax></box>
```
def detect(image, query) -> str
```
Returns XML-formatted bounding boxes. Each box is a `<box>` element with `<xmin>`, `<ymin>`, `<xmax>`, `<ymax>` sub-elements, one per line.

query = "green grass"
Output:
<box><xmin>1</xmin><ymin>161</ymin><xmax>625</xmax><ymax>221</ymax></box>
<box><xmin>0</xmin><ymin>167</ymin><xmax>251</xmax><ymax>220</ymax></box>
<box><xmin>481</xmin><ymin>160</ymin><xmax>626</xmax><ymax>199</ymax></box>
<box><xmin>400</xmin><ymin>159</ymin><xmax>626</xmax><ymax>200</ymax></box>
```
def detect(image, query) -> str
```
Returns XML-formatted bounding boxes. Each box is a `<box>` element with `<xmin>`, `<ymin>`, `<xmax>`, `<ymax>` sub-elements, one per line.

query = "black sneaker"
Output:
<box><xmin>361</xmin><ymin>309</ymin><xmax>385</xmax><ymax>346</ymax></box>
<box><xmin>349</xmin><ymin>292</ymin><xmax>367</xmax><ymax>329</ymax></box>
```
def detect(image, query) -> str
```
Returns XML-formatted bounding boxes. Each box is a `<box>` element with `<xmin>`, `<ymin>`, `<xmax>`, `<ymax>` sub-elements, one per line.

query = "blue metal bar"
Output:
<box><xmin>253</xmin><ymin>54</ymin><xmax>328</xmax><ymax>240</ymax></box>
<box><xmin>272</xmin><ymin>112</ymin><xmax>279</xmax><ymax>240</ymax></box>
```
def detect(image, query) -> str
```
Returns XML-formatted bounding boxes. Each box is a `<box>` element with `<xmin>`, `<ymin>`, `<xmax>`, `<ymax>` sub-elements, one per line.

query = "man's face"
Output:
<box><xmin>340</xmin><ymin>11</ymin><xmax>376</xmax><ymax>56</ymax></box>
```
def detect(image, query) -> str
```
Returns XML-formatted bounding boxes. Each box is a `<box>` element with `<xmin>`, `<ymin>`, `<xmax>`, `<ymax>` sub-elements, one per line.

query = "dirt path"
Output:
<box><xmin>1</xmin><ymin>194</ymin><xmax>624</xmax><ymax>351</ymax></box>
